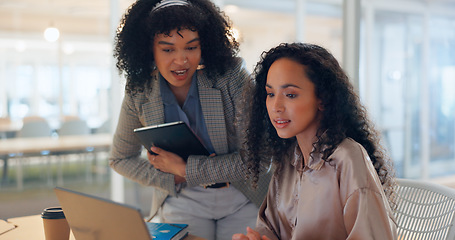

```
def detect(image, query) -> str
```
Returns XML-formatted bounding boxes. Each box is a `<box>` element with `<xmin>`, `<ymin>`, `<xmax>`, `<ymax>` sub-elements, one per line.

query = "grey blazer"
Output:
<box><xmin>109</xmin><ymin>58</ymin><xmax>272</xmax><ymax>218</ymax></box>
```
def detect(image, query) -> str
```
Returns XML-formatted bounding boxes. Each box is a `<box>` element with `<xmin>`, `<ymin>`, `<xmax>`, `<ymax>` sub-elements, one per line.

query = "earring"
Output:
<box><xmin>197</xmin><ymin>58</ymin><xmax>205</xmax><ymax>70</ymax></box>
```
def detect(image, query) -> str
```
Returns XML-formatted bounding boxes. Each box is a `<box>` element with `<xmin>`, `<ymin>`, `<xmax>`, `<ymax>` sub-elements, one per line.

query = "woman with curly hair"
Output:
<box><xmin>109</xmin><ymin>1</ymin><xmax>271</xmax><ymax>239</ymax></box>
<box><xmin>233</xmin><ymin>43</ymin><xmax>397</xmax><ymax>240</ymax></box>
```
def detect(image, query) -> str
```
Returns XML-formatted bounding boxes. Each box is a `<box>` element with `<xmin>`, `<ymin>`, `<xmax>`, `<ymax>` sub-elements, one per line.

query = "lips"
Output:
<box><xmin>173</xmin><ymin>69</ymin><xmax>187</xmax><ymax>75</ymax></box>
<box><xmin>274</xmin><ymin>119</ymin><xmax>290</xmax><ymax>128</ymax></box>
<box><xmin>172</xmin><ymin>69</ymin><xmax>188</xmax><ymax>80</ymax></box>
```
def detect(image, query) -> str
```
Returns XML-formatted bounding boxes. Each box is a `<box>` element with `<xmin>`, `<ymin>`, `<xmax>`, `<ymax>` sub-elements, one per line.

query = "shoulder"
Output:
<box><xmin>216</xmin><ymin>57</ymin><xmax>250</xmax><ymax>85</ymax></box>
<box><xmin>223</xmin><ymin>57</ymin><xmax>247</xmax><ymax>73</ymax></box>
<box><xmin>124</xmin><ymin>73</ymin><xmax>159</xmax><ymax>107</ymax></box>
<box><xmin>331</xmin><ymin>138</ymin><xmax>367</xmax><ymax>164</ymax></box>
<box><xmin>330</xmin><ymin>138</ymin><xmax>382</xmax><ymax>193</ymax></box>
<box><xmin>199</xmin><ymin>57</ymin><xmax>250</xmax><ymax>92</ymax></box>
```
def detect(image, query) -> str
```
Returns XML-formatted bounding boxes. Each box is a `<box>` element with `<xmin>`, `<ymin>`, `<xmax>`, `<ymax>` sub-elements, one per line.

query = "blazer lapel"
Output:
<box><xmin>197</xmin><ymin>71</ymin><xmax>228</xmax><ymax>154</ymax></box>
<box><xmin>143</xmin><ymin>72</ymin><xmax>165</xmax><ymax>126</ymax></box>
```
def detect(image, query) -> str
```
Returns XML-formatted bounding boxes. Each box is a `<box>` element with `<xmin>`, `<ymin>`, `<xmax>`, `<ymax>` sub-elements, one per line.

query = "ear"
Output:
<box><xmin>318</xmin><ymin>100</ymin><xmax>324</xmax><ymax>111</ymax></box>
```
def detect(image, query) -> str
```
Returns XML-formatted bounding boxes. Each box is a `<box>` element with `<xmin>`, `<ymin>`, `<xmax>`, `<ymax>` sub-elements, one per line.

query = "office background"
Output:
<box><xmin>1</xmin><ymin>0</ymin><xmax>454</xmax><ymax>218</ymax></box>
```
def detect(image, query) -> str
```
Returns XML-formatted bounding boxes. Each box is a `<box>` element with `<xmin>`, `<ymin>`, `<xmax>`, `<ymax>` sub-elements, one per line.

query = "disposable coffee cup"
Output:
<box><xmin>41</xmin><ymin>206</ymin><xmax>70</xmax><ymax>240</ymax></box>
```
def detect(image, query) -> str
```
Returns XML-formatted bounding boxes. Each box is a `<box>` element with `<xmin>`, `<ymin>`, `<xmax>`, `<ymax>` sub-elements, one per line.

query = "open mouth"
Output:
<box><xmin>173</xmin><ymin>70</ymin><xmax>187</xmax><ymax>75</ymax></box>
<box><xmin>276</xmin><ymin>120</ymin><xmax>290</xmax><ymax>124</ymax></box>
<box><xmin>274</xmin><ymin>119</ymin><xmax>291</xmax><ymax>128</ymax></box>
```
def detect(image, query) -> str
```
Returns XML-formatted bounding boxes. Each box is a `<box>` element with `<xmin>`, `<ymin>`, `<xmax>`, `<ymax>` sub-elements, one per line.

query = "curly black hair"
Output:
<box><xmin>242</xmin><ymin>42</ymin><xmax>396</xmax><ymax>208</ymax></box>
<box><xmin>114</xmin><ymin>0</ymin><xmax>239</xmax><ymax>95</ymax></box>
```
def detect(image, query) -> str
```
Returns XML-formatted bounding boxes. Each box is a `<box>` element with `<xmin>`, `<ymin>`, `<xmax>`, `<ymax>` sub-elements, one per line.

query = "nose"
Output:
<box><xmin>174</xmin><ymin>51</ymin><xmax>188</xmax><ymax>65</ymax></box>
<box><xmin>270</xmin><ymin>96</ymin><xmax>284</xmax><ymax>113</ymax></box>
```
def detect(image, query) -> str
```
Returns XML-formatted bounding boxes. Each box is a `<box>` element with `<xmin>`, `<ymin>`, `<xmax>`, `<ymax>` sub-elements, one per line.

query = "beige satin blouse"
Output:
<box><xmin>256</xmin><ymin>138</ymin><xmax>397</xmax><ymax>240</ymax></box>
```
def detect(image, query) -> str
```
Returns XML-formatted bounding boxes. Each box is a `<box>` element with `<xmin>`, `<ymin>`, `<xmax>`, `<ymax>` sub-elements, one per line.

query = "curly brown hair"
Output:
<box><xmin>241</xmin><ymin>42</ymin><xmax>396</xmax><ymax>208</ymax></box>
<box><xmin>114</xmin><ymin>0</ymin><xmax>239</xmax><ymax>95</ymax></box>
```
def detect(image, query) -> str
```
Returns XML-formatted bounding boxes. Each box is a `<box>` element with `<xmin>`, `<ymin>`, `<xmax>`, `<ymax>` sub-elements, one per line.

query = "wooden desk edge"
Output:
<box><xmin>4</xmin><ymin>215</ymin><xmax>205</xmax><ymax>240</ymax></box>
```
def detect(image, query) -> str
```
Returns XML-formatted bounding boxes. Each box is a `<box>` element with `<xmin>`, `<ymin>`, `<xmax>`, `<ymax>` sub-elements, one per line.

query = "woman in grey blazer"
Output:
<box><xmin>110</xmin><ymin>0</ymin><xmax>271</xmax><ymax>239</ymax></box>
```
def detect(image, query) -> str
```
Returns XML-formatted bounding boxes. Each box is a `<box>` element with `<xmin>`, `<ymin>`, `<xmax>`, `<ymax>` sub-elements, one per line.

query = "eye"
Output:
<box><xmin>187</xmin><ymin>46</ymin><xmax>198</xmax><ymax>51</ymax></box>
<box><xmin>266</xmin><ymin>92</ymin><xmax>274</xmax><ymax>97</ymax></box>
<box><xmin>162</xmin><ymin>48</ymin><xmax>173</xmax><ymax>53</ymax></box>
<box><xmin>286</xmin><ymin>93</ymin><xmax>297</xmax><ymax>98</ymax></box>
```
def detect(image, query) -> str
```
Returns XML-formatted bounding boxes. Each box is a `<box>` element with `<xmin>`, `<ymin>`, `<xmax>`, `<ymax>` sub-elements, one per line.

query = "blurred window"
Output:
<box><xmin>360</xmin><ymin>0</ymin><xmax>455</xmax><ymax>178</ymax></box>
<box><xmin>0</xmin><ymin>38</ymin><xmax>111</xmax><ymax>129</ymax></box>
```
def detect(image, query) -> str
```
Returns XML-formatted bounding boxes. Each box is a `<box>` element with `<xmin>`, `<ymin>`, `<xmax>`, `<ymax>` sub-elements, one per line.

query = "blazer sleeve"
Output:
<box><xmin>109</xmin><ymin>92</ymin><xmax>177</xmax><ymax>196</ymax></box>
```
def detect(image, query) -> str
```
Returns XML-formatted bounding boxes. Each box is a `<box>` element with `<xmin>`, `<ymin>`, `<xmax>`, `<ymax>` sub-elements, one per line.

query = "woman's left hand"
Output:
<box><xmin>148</xmin><ymin>146</ymin><xmax>186</xmax><ymax>177</ymax></box>
<box><xmin>232</xmin><ymin>227</ymin><xmax>271</xmax><ymax>240</ymax></box>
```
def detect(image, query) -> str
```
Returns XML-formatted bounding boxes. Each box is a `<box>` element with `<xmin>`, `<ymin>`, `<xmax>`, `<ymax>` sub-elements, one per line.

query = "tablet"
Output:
<box><xmin>133</xmin><ymin>121</ymin><xmax>210</xmax><ymax>160</ymax></box>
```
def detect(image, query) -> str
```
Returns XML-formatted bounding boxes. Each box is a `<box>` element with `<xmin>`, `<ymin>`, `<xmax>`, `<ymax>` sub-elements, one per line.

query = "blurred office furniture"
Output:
<box><xmin>0</xmin><ymin>117</ymin><xmax>12</xmax><ymax>184</ymax></box>
<box><xmin>58</xmin><ymin>116</ymin><xmax>91</xmax><ymax>136</ymax></box>
<box><xmin>57</xmin><ymin>116</ymin><xmax>96</xmax><ymax>185</ymax></box>
<box><xmin>0</xmin><ymin>117</ymin><xmax>10</xmax><ymax>124</ymax></box>
<box><xmin>394</xmin><ymin>178</ymin><xmax>455</xmax><ymax>240</ymax></box>
<box><xmin>0</xmin><ymin>115</ymin><xmax>111</xmax><ymax>190</ymax></box>
<box><xmin>1</xmin><ymin>116</ymin><xmax>52</xmax><ymax>188</ymax></box>
<box><xmin>94</xmin><ymin>119</ymin><xmax>111</xmax><ymax>134</ymax></box>
<box><xmin>0</xmin><ymin>117</ymin><xmax>21</xmax><ymax>139</ymax></box>
<box><xmin>0</xmin><ymin>134</ymin><xmax>112</xmax><ymax>190</ymax></box>
<box><xmin>16</xmin><ymin>116</ymin><xmax>52</xmax><ymax>138</ymax></box>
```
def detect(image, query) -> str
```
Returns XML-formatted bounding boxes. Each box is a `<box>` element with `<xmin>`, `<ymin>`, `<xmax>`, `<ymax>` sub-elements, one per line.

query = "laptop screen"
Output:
<box><xmin>54</xmin><ymin>187</ymin><xmax>152</xmax><ymax>240</ymax></box>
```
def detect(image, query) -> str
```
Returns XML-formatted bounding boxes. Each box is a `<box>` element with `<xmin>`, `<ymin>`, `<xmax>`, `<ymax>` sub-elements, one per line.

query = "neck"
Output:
<box><xmin>170</xmin><ymin>85</ymin><xmax>190</xmax><ymax>107</ymax></box>
<box><xmin>296</xmin><ymin>130</ymin><xmax>318</xmax><ymax>166</ymax></box>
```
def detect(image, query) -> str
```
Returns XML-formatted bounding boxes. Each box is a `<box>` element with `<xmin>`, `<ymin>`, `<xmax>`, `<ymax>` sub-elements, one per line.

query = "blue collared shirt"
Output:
<box><xmin>159</xmin><ymin>73</ymin><xmax>215</xmax><ymax>155</ymax></box>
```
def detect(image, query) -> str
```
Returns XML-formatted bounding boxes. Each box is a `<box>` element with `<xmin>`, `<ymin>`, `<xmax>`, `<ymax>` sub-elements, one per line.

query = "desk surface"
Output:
<box><xmin>0</xmin><ymin>134</ymin><xmax>112</xmax><ymax>155</ymax></box>
<box><xmin>3</xmin><ymin>215</ymin><xmax>205</xmax><ymax>240</ymax></box>
<box><xmin>0</xmin><ymin>121</ymin><xmax>22</xmax><ymax>133</ymax></box>
<box><xmin>2</xmin><ymin>215</ymin><xmax>76</xmax><ymax>240</ymax></box>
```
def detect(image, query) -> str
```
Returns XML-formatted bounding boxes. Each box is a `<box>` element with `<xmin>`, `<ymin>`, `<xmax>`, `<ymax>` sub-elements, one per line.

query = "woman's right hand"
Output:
<box><xmin>148</xmin><ymin>146</ymin><xmax>186</xmax><ymax>177</ymax></box>
<box><xmin>174</xmin><ymin>175</ymin><xmax>186</xmax><ymax>184</ymax></box>
<box><xmin>232</xmin><ymin>227</ymin><xmax>271</xmax><ymax>240</ymax></box>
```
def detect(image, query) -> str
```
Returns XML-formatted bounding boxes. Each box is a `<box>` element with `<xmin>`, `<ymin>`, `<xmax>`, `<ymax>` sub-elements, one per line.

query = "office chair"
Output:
<box><xmin>17</xmin><ymin>116</ymin><xmax>52</xmax><ymax>138</ymax></box>
<box><xmin>394</xmin><ymin>178</ymin><xmax>455</xmax><ymax>240</ymax></box>
<box><xmin>58</xmin><ymin>116</ymin><xmax>91</xmax><ymax>136</ymax></box>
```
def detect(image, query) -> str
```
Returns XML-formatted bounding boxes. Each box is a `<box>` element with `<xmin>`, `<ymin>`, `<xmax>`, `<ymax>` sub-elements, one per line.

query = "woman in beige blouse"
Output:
<box><xmin>233</xmin><ymin>43</ymin><xmax>398</xmax><ymax>240</ymax></box>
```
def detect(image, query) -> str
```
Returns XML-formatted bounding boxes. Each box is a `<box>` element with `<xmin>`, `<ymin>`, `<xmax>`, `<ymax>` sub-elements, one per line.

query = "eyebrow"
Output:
<box><xmin>157</xmin><ymin>37</ymin><xmax>200</xmax><ymax>46</ymax></box>
<box><xmin>265</xmin><ymin>83</ymin><xmax>301</xmax><ymax>89</ymax></box>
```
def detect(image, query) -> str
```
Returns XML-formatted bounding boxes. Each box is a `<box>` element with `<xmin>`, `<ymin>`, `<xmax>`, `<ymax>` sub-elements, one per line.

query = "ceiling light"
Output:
<box><xmin>44</xmin><ymin>27</ymin><xmax>60</xmax><ymax>42</ymax></box>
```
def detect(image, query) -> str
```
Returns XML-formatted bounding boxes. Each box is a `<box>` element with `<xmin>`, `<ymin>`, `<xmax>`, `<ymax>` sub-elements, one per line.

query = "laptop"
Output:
<box><xmin>54</xmin><ymin>187</ymin><xmax>188</xmax><ymax>240</ymax></box>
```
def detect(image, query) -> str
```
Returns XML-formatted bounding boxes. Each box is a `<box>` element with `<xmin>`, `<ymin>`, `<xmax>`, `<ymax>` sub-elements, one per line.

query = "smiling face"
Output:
<box><xmin>153</xmin><ymin>28</ymin><xmax>201</xmax><ymax>94</ymax></box>
<box><xmin>266</xmin><ymin>57</ymin><xmax>323</xmax><ymax>143</ymax></box>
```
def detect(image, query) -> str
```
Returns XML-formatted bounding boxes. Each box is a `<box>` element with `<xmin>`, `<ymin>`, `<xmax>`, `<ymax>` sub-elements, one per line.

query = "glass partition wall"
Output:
<box><xmin>360</xmin><ymin>0</ymin><xmax>455</xmax><ymax>179</ymax></box>
<box><xmin>0</xmin><ymin>36</ymin><xmax>111</xmax><ymax>130</ymax></box>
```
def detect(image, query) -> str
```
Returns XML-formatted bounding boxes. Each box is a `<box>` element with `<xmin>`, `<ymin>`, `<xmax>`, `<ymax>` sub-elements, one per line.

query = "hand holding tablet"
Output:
<box><xmin>134</xmin><ymin>121</ymin><xmax>210</xmax><ymax>160</ymax></box>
